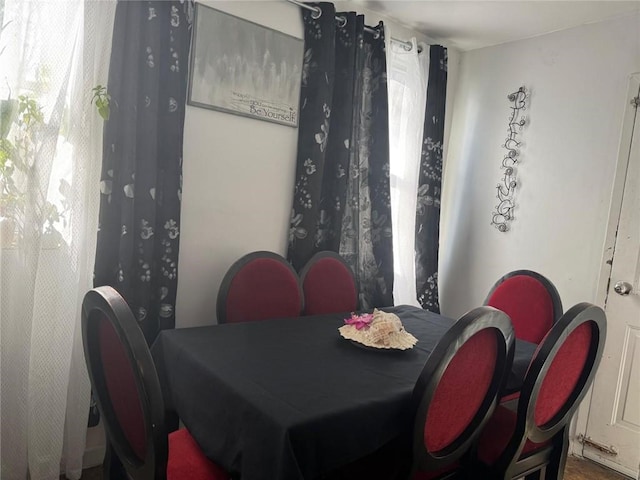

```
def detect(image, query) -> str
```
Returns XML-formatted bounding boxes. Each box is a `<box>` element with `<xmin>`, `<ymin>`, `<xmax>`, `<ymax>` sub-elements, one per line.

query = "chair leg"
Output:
<box><xmin>103</xmin><ymin>442</ymin><xmax>126</xmax><ymax>479</ymax></box>
<box><xmin>165</xmin><ymin>408</ymin><xmax>179</xmax><ymax>433</ymax></box>
<box><xmin>407</xmin><ymin>465</ymin><xmax>418</xmax><ymax>480</ymax></box>
<box><xmin>547</xmin><ymin>427</ymin><xmax>569</xmax><ymax>480</ymax></box>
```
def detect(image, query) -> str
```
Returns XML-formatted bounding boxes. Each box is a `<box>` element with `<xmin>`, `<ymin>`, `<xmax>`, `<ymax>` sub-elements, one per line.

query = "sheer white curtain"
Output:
<box><xmin>0</xmin><ymin>2</ymin><xmax>115</xmax><ymax>479</ymax></box>
<box><xmin>387</xmin><ymin>33</ymin><xmax>429</xmax><ymax>306</ymax></box>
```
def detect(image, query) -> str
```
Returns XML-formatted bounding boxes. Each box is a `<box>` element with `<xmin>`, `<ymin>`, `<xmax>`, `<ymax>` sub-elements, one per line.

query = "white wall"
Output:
<box><xmin>439</xmin><ymin>13</ymin><xmax>640</xmax><ymax>319</ymax></box>
<box><xmin>176</xmin><ymin>1</ymin><xmax>458</xmax><ymax>327</ymax></box>
<box><xmin>177</xmin><ymin>1</ymin><xmax>300</xmax><ymax>328</ymax></box>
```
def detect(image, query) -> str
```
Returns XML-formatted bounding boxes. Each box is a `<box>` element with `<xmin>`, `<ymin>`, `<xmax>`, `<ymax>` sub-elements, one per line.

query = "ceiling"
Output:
<box><xmin>353</xmin><ymin>1</ymin><xmax>640</xmax><ymax>51</ymax></box>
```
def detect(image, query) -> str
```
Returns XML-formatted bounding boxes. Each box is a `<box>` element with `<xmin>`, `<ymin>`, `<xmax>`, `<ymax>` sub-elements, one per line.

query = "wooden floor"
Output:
<box><xmin>67</xmin><ymin>456</ymin><xmax>630</xmax><ymax>479</ymax></box>
<box><xmin>564</xmin><ymin>457</ymin><xmax>630</xmax><ymax>480</ymax></box>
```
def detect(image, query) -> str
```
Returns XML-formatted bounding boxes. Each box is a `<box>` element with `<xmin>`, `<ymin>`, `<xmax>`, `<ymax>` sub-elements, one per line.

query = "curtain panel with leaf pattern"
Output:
<box><xmin>287</xmin><ymin>2</ymin><xmax>393</xmax><ymax>310</ymax></box>
<box><xmin>93</xmin><ymin>0</ymin><xmax>192</xmax><ymax>344</ymax></box>
<box><xmin>415</xmin><ymin>45</ymin><xmax>447</xmax><ymax>312</ymax></box>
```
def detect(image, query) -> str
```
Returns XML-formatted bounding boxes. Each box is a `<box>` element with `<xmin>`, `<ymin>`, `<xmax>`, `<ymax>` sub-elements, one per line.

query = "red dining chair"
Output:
<box><xmin>299</xmin><ymin>251</ymin><xmax>357</xmax><ymax>315</ymax></box>
<box><xmin>82</xmin><ymin>286</ymin><xmax>229</xmax><ymax>480</ymax></box>
<box><xmin>485</xmin><ymin>270</ymin><xmax>563</xmax><ymax>344</ymax></box>
<box><xmin>475</xmin><ymin>302</ymin><xmax>606</xmax><ymax>480</ymax></box>
<box><xmin>216</xmin><ymin>251</ymin><xmax>304</xmax><ymax>323</ymax></box>
<box><xmin>323</xmin><ymin>307</ymin><xmax>514</xmax><ymax>480</ymax></box>
<box><xmin>407</xmin><ymin>306</ymin><xmax>515</xmax><ymax>479</ymax></box>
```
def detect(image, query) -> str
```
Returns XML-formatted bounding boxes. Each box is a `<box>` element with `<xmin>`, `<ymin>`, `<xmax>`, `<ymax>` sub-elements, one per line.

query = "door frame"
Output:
<box><xmin>570</xmin><ymin>72</ymin><xmax>640</xmax><ymax>474</ymax></box>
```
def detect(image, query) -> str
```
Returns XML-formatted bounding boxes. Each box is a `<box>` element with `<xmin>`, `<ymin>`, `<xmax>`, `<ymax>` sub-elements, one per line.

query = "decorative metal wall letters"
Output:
<box><xmin>491</xmin><ymin>86</ymin><xmax>528</xmax><ymax>232</ymax></box>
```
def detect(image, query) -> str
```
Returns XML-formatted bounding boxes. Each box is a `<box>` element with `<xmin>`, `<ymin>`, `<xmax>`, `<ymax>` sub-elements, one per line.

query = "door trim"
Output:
<box><xmin>570</xmin><ymin>72</ymin><xmax>640</xmax><ymax>461</ymax></box>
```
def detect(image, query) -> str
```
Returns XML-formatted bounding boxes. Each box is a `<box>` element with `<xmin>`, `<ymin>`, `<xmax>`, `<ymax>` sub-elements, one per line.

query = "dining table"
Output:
<box><xmin>150</xmin><ymin>305</ymin><xmax>536</xmax><ymax>480</ymax></box>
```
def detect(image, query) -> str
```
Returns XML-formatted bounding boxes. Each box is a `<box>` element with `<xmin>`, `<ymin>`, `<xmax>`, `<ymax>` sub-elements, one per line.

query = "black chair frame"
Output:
<box><xmin>484</xmin><ymin>269</ymin><xmax>564</xmax><ymax>326</ymax></box>
<box><xmin>299</xmin><ymin>250</ymin><xmax>358</xmax><ymax>310</ymax></box>
<box><xmin>82</xmin><ymin>286</ymin><xmax>169</xmax><ymax>480</ymax></box>
<box><xmin>216</xmin><ymin>250</ymin><xmax>304</xmax><ymax>324</ymax></box>
<box><xmin>409</xmin><ymin>306</ymin><xmax>516</xmax><ymax>479</ymax></box>
<box><xmin>485</xmin><ymin>302</ymin><xmax>606</xmax><ymax>480</ymax></box>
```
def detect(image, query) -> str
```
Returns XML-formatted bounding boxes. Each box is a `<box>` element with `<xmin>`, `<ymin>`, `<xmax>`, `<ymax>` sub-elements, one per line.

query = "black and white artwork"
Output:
<box><xmin>188</xmin><ymin>4</ymin><xmax>304</xmax><ymax>127</ymax></box>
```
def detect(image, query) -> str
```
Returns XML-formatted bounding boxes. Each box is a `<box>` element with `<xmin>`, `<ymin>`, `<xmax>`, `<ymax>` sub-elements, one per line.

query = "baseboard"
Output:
<box><xmin>82</xmin><ymin>444</ymin><xmax>106</xmax><ymax>470</ymax></box>
<box><xmin>582</xmin><ymin>451</ymin><xmax>638</xmax><ymax>479</ymax></box>
<box><xmin>82</xmin><ymin>422</ymin><xmax>106</xmax><ymax>469</ymax></box>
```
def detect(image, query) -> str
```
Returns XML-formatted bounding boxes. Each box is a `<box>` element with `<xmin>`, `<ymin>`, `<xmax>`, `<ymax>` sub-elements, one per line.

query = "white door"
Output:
<box><xmin>583</xmin><ymin>82</ymin><xmax>640</xmax><ymax>479</ymax></box>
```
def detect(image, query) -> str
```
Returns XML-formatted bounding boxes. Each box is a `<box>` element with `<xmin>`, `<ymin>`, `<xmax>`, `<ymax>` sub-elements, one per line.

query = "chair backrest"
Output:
<box><xmin>515</xmin><ymin>303</ymin><xmax>606</xmax><ymax>447</ymax></box>
<box><xmin>485</xmin><ymin>270</ymin><xmax>563</xmax><ymax>344</ymax></box>
<box><xmin>299</xmin><ymin>251</ymin><xmax>357</xmax><ymax>315</ymax></box>
<box><xmin>411</xmin><ymin>306</ymin><xmax>514</xmax><ymax>473</ymax></box>
<box><xmin>216</xmin><ymin>251</ymin><xmax>304</xmax><ymax>323</ymax></box>
<box><xmin>82</xmin><ymin>286</ymin><xmax>168</xmax><ymax>480</ymax></box>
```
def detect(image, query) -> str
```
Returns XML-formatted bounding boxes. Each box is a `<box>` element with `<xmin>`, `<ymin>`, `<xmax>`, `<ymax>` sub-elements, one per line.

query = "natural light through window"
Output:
<box><xmin>1</xmin><ymin>2</ymin><xmax>113</xmax><ymax>478</ymax></box>
<box><xmin>387</xmin><ymin>39</ymin><xmax>428</xmax><ymax>306</ymax></box>
<box><xmin>0</xmin><ymin>1</ymin><xmax>81</xmax><ymax>248</ymax></box>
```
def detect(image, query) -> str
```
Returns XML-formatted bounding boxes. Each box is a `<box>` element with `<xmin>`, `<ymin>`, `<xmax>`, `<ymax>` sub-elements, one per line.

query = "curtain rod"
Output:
<box><xmin>286</xmin><ymin>0</ymin><xmax>420</xmax><ymax>53</ymax></box>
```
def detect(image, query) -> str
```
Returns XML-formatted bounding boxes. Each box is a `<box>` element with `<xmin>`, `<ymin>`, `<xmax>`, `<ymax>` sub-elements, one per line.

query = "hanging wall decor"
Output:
<box><xmin>188</xmin><ymin>4</ymin><xmax>304</xmax><ymax>127</ymax></box>
<box><xmin>491</xmin><ymin>86</ymin><xmax>528</xmax><ymax>232</ymax></box>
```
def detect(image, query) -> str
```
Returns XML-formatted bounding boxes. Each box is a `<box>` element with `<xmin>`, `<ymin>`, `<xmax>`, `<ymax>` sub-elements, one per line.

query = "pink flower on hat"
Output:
<box><xmin>344</xmin><ymin>312</ymin><xmax>374</xmax><ymax>330</ymax></box>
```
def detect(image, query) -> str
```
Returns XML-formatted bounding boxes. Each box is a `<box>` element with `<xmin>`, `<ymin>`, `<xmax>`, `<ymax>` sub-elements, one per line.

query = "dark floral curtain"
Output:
<box><xmin>93</xmin><ymin>0</ymin><xmax>192</xmax><ymax>344</ymax></box>
<box><xmin>288</xmin><ymin>3</ymin><xmax>393</xmax><ymax>310</ymax></box>
<box><xmin>415</xmin><ymin>46</ymin><xmax>447</xmax><ymax>312</ymax></box>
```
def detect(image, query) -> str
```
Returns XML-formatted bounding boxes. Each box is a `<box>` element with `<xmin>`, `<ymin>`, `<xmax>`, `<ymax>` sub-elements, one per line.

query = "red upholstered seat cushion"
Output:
<box><xmin>303</xmin><ymin>257</ymin><xmax>357</xmax><ymax>315</ymax></box>
<box><xmin>500</xmin><ymin>391</ymin><xmax>520</xmax><ymax>403</ymax></box>
<box><xmin>424</xmin><ymin>329</ymin><xmax>498</xmax><ymax>453</ymax></box>
<box><xmin>168</xmin><ymin>429</ymin><xmax>228</xmax><ymax>480</ymax></box>
<box><xmin>487</xmin><ymin>275</ymin><xmax>555</xmax><ymax>343</ymax></box>
<box><xmin>224</xmin><ymin>258</ymin><xmax>302</xmax><ymax>323</ymax></box>
<box><xmin>535</xmin><ymin>322</ymin><xmax>592</xmax><ymax>426</ymax></box>
<box><xmin>477</xmin><ymin>405</ymin><xmax>548</xmax><ymax>465</ymax></box>
<box><xmin>99</xmin><ymin>316</ymin><xmax>147</xmax><ymax>461</ymax></box>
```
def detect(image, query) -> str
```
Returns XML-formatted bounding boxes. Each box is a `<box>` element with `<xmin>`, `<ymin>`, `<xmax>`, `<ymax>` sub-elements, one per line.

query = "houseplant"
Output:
<box><xmin>0</xmin><ymin>94</ymin><xmax>66</xmax><ymax>247</ymax></box>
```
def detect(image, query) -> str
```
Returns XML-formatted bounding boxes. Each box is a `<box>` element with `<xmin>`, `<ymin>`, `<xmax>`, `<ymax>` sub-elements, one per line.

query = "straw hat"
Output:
<box><xmin>339</xmin><ymin>309</ymin><xmax>418</xmax><ymax>350</ymax></box>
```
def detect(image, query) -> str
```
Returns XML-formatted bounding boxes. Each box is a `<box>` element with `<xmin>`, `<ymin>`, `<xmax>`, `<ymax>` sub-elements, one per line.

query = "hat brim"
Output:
<box><xmin>339</xmin><ymin>324</ymin><xmax>418</xmax><ymax>350</ymax></box>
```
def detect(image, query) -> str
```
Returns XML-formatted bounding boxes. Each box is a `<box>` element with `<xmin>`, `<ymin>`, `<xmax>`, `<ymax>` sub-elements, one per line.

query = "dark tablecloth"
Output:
<box><xmin>151</xmin><ymin>305</ymin><xmax>536</xmax><ymax>480</ymax></box>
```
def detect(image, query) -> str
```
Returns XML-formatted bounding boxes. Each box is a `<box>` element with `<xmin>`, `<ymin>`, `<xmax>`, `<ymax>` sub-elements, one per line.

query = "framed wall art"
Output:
<box><xmin>188</xmin><ymin>4</ymin><xmax>304</xmax><ymax>127</ymax></box>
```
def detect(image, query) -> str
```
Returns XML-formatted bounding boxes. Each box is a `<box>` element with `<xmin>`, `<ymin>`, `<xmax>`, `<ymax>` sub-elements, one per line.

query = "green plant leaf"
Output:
<box><xmin>97</xmin><ymin>100</ymin><xmax>110</xmax><ymax>121</ymax></box>
<box><xmin>0</xmin><ymin>99</ymin><xmax>18</xmax><ymax>139</ymax></box>
<box><xmin>91</xmin><ymin>85</ymin><xmax>110</xmax><ymax>121</ymax></box>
